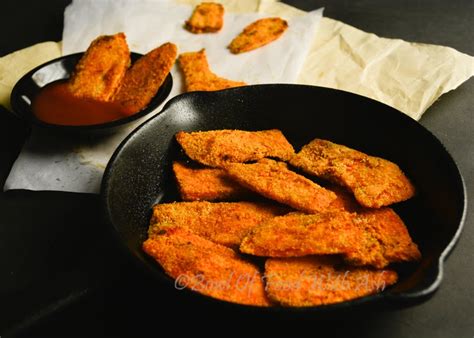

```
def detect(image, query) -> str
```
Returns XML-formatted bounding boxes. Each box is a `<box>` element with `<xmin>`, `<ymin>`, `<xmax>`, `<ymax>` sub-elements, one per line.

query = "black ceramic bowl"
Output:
<box><xmin>10</xmin><ymin>52</ymin><xmax>172</xmax><ymax>134</ymax></box>
<box><xmin>102</xmin><ymin>84</ymin><xmax>466</xmax><ymax>314</ymax></box>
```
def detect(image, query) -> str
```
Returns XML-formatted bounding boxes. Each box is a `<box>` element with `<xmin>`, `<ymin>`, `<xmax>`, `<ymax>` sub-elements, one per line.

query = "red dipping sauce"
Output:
<box><xmin>32</xmin><ymin>80</ymin><xmax>131</xmax><ymax>126</ymax></box>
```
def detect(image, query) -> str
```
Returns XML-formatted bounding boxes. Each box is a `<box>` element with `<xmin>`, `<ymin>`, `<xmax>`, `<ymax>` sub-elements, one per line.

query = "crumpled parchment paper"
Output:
<box><xmin>0</xmin><ymin>42</ymin><xmax>62</xmax><ymax>111</ymax></box>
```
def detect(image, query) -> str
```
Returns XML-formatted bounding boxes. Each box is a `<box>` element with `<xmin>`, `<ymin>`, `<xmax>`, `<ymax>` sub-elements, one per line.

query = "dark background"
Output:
<box><xmin>0</xmin><ymin>0</ymin><xmax>473</xmax><ymax>337</ymax></box>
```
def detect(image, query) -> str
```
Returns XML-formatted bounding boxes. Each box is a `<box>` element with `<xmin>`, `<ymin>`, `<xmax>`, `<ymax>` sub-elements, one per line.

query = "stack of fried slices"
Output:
<box><xmin>143</xmin><ymin>129</ymin><xmax>420</xmax><ymax>307</ymax></box>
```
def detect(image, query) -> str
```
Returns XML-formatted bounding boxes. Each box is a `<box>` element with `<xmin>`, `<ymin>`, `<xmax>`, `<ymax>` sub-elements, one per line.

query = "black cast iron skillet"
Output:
<box><xmin>101</xmin><ymin>84</ymin><xmax>466</xmax><ymax>314</ymax></box>
<box><xmin>10</xmin><ymin>52</ymin><xmax>173</xmax><ymax>134</ymax></box>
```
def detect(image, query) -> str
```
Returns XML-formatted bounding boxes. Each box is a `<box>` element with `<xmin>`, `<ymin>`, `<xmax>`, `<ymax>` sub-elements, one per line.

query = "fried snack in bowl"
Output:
<box><xmin>175</xmin><ymin>129</ymin><xmax>295</xmax><ymax>167</ymax></box>
<box><xmin>100</xmin><ymin>84</ymin><xmax>463</xmax><ymax>311</ymax></box>
<box><xmin>265</xmin><ymin>256</ymin><xmax>398</xmax><ymax>307</ymax></box>
<box><xmin>228</xmin><ymin>18</ymin><xmax>288</xmax><ymax>54</ymax></box>
<box><xmin>173</xmin><ymin>161</ymin><xmax>251</xmax><ymax>201</ymax></box>
<box><xmin>68</xmin><ymin>33</ymin><xmax>130</xmax><ymax>101</ymax></box>
<box><xmin>17</xmin><ymin>33</ymin><xmax>175</xmax><ymax>132</ymax></box>
<box><xmin>142</xmin><ymin>129</ymin><xmax>421</xmax><ymax>308</ymax></box>
<box><xmin>178</xmin><ymin>49</ymin><xmax>246</xmax><ymax>92</ymax></box>
<box><xmin>224</xmin><ymin>159</ymin><xmax>336</xmax><ymax>213</ymax></box>
<box><xmin>185</xmin><ymin>2</ymin><xmax>224</xmax><ymax>33</ymax></box>
<box><xmin>290</xmin><ymin>139</ymin><xmax>415</xmax><ymax>208</ymax></box>
<box><xmin>143</xmin><ymin>225</ymin><xmax>271</xmax><ymax>306</ymax></box>
<box><xmin>113</xmin><ymin>42</ymin><xmax>177</xmax><ymax>114</ymax></box>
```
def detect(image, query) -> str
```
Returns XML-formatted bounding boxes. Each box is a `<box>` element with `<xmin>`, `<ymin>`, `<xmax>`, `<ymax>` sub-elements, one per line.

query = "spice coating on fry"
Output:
<box><xmin>265</xmin><ymin>256</ymin><xmax>398</xmax><ymax>307</ymax></box>
<box><xmin>325</xmin><ymin>184</ymin><xmax>362</xmax><ymax>212</ymax></box>
<box><xmin>175</xmin><ymin>129</ymin><xmax>295</xmax><ymax>167</ymax></box>
<box><xmin>185</xmin><ymin>2</ymin><xmax>224</xmax><ymax>33</ymax></box>
<box><xmin>240</xmin><ymin>211</ymin><xmax>363</xmax><ymax>257</ymax></box>
<box><xmin>149</xmin><ymin>201</ymin><xmax>287</xmax><ymax>249</ymax></box>
<box><xmin>143</xmin><ymin>226</ymin><xmax>271</xmax><ymax>306</ymax></box>
<box><xmin>290</xmin><ymin>139</ymin><xmax>415</xmax><ymax>208</ymax></box>
<box><xmin>345</xmin><ymin>208</ymin><xmax>421</xmax><ymax>268</ymax></box>
<box><xmin>68</xmin><ymin>33</ymin><xmax>130</xmax><ymax>101</ymax></box>
<box><xmin>228</xmin><ymin>17</ymin><xmax>288</xmax><ymax>54</ymax></box>
<box><xmin>173</xmin><ymin>161</ymin><xmax>251</xmax><ymax>201</ymax></box>
<box><xmin>224</xmin><ymin>159</ymin><xmax>336</xmax><ymax>213</ymax></box>
<box><xmin>143</xmin><ymin>130</ymin><xmax>421</xmax><ymax>307</ymax></box>
<box><xmin>178</xmin><ymin>49</ymin><xmax>246</xmax><ymax>92</ymax></box>
<box><xmin>113</xmin><ymin>42</ymin><xmax>177</xmax><ymax>114</ymax></box>
<box><xmin>323</xmin><ymin>186</ymin><xmax>420</xmax><ymax>268</ymax></box>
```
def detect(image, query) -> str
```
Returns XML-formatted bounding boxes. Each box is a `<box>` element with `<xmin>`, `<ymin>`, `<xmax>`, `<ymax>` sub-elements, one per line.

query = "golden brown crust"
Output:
<box><xmin>185</xmin><ymin>2</ymin><xmax>224</xmax><ymax>33</ymax></box>
<box><xmin>345</xmin><ymin>208</ymin><xmax>421</xmax><ymax>268</ymax></box>
<box><xmin>324</xmin><ymin>187</ymin><xmax>420</xmax><ymax>268</ymax></box>
<box><xmin>173</xmin><ymin>161</ymin><xmax>251</xmax><ymax>201</ymax></box>
<box><xmin>143</xmin><ymin>131</ymin><xmax>421</xmax><ymax>307</ymax></box>
<box><xmin>240</xmin><ymin>211</ymin><xmax>363</xmax><ymax>257</ymax></box>
<box><xmin>239</xmin><ymin>205</ymin><xmax>420</xmax><ymax>268</ymax></box>
<box><xmin>149</xmin><ymin>201</ymin><xmax>287</xmax><ymax>249</ymax></box>
<box><xmin>178</xmin><ymin>49</ymin><xmax>246</xmax><ymax>92</ymax></box>
<box><xmin>325</xmin><ymin>184</ymin><xmax>362</xmax><ymax>213</ymax></box>
<box><xmin>224</xmin><ymin>159</ymin><xmax>336</xmax><ymax>213</ymax></box>
<box><xmin>113</xmin><ymin>42</ymin><xmax>177</xmax><ymax>114</ymax></box>
<box><xmin>228</xmin><ymin>17</ymin><xmax>288</xmax><ymax>54</ymax></box>
<box><xmin>265</xmin><ymin>256</ymin><xmax>398</xmax><ymax>307</ymax></box>
<box><xmin>68</xmin><ymin>33</ymin><xmax>130</xmax><ymax>101</ymax></box>
<box><xmin>290</xmin><ymin>139</ymin><xmax>415</xmax><ymax>208</ymax></box>
<box><xmin>143</xmin><ymin>226</ymin><xmax>271</xmax><ymax>306</ymax></box>
<box><xmin>175</xmin><ymin>129</ymin><xmax>295</xmax><ymax>167</ymax></box>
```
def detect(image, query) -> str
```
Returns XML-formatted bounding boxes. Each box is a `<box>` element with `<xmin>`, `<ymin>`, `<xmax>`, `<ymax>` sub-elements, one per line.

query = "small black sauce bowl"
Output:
<box><xmin>9</xmin><ymin>52</ymin><xmax>173</xmax><ymax>135</ymax></box>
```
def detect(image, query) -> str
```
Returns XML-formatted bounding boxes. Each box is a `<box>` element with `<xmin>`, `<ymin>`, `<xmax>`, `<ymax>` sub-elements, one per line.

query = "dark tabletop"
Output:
<box><xmin>0</xmin><ymin>0</ymin><xmax>473</xmax><ymax>337</ymax></box>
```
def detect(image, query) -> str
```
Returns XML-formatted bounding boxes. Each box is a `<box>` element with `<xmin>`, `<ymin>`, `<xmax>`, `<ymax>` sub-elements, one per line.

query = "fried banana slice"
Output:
<box><xmin>113</xmin><ymin>42</ymin><xmax>177</xmax><ymax>114</ymax></box>
<box><xmin>265</xmin><ymin>256</ymin><xmax>398</xmax><ymax>307</ymax></box>
<box><xmin>345</xmin><ymin>208</ymin><xmax>421</xmax><ymax>268</ymax></box>
<box><xmin>224</xmin><ymin>159</ymin><xmax>336</xmax><ymax>213</ymax></box>
<box><xmin>149</xmin><ymin>201</ymin><xmax>287</xmax><ymax>248</ymax></box>
<box><xmin>290</xmin><ymin>139</ymin><xmax>415</xmax><ymax>208</ymax></box>
<box><xmin>178</xmin><ymin>49</ymin><xmax>246</xmax><ymax>92</ymax></box>
<box><xmin>143</xmin><ymin>226</ymin><xmax>270</xmax><ymax>306</ymax></box>
<box><xmin>173</xmin><ymin>161</ymin><xmax>251</xmax><ymax>201</ymax></box>
<box><xmin>185</xmin><ymin>2</ymin><xmax>224</xmax><ymax>33</ymax></box>
<box><xmin>68</xmin><ymin>33</ymin><xmax>130</xmax><ymax>101</ymax></box>
<box><xmin>228</xmin><ymin>18</ymin><xmax>288</xmax><ymax>54</ymax></box>
<box><xmin>175</xmin><ymin>129</ymin><xmax>295</xmax><ymax>167</ymax></box>
<box><xmin>240</xmin><ymin>211</ymin><xmax>362</xmax><ymax>257</ymax></box>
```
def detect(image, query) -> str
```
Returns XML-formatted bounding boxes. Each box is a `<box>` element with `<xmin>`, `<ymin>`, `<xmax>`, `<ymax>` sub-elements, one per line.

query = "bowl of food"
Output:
<box><xmin>10</xmin><ymin>33</ymin><xmax>175</xmax><ymax>134</ymax></box>
<box><xmin>101</xmin><ymin>84</ymin><xmax>465</xmax><ymax>313</ymax></box>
